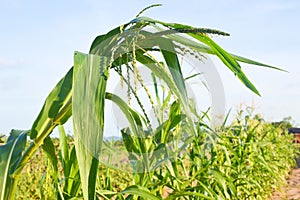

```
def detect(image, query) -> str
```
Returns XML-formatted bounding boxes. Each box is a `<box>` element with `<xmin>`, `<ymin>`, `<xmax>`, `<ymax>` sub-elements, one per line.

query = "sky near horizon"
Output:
<box><xmin>0</xmin><ymin>0</ymin><xmax>300</xmax><ymax>135</ymax></box>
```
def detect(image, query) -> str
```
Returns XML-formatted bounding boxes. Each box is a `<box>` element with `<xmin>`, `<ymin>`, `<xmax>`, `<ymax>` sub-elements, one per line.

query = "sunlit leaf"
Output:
<box><xmin>73</xmin><ymin>51</ymin><xmax>109</xmax><ymax>200</ymax></box>
<box><xmin>121</xmin><ymin>185</ymin><xmax>160</xmax><ymax>200</ymax></box>
<box><xmin>0</xmin><ymin>130</ymin><xmax>27</xmax><ymax>200</ymax></box>
<box><xmin>31</xmin><ymin>68</ymin><xmax>73</xmax><ymax>139</ymax></box>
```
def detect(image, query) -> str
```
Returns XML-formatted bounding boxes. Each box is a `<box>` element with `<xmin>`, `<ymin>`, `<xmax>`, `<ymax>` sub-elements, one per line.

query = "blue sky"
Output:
<box><xmin>0</xmin><ymin>0</ymin><xmax>300</xmax><ymax>135</ymax></box>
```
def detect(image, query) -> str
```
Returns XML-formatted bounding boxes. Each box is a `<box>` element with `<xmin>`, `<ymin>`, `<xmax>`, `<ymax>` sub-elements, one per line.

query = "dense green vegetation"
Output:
<box><xmin>1</xmin><ymin>5</ymin><xmax>297</xmax><ymax>200</ymax></box>
<box><xmin>14</xmin><ymin>115</ymin><xmax>298</xmax><ymax>199</ymax></box>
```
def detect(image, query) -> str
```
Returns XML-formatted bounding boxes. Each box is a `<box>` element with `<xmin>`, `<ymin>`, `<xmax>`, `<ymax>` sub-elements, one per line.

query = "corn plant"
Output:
<box><xmin>41</xmin><ymin>125</ymin><xmax>81</xmax><ymax>199</ymax></box>
<box><xmin>183</xmin><ymin>113</ymin><xmax>298</xmax><ymax>200</ymax></box>
<box><xmin>0</xmin><ymin>5</ymin><xmax>288</xmax><ymax>200</ymax></box>
<box><xmin>95</xmin><ymin>113</ymin><xmax>299</xmax><ymax>200</ymax></box>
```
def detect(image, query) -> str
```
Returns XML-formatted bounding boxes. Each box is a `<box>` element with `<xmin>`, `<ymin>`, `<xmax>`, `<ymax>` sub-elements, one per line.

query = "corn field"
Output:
<box><xmin>0</xmin><ymin>5</ymin><xmax>298</xmax><ymax>200</ymax></box>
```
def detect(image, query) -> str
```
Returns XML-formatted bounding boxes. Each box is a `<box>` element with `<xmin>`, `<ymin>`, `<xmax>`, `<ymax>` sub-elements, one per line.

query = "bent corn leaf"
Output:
<box><xmin>31</xmin><ymin>68</ymin><xmax>73</xmax><ymax>139</ymax></box>
<box><xmin>0</xmin><ymin>130</ymin><xmax>27</xmax><ymax>200</ymax></box>
<box><xmin>158</xmin><ymin>39</ymin><xmax>188</xmax><ymax>104</ymax></box>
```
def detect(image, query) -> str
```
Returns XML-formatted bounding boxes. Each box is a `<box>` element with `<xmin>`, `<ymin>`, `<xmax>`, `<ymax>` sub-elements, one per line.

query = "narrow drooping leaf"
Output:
<box><xmin>150</xmin><ymin>28</ymin><xmax>284</xmax><ymax>71</ymax></box>
<box><xmin>135</xmin><ymin>49</ymin><xmax>196</xmax><ymax>138</ymax></box>
<box><xmin>0</xmin><ymin>130</ymin><xmax>27</xmax><ymax>200</ymax></box>
<box><xmin>142</xmin><ymin>21</ymin><xmax>260</xmax><ymax>95</ymax></box>
<box><xmin>188</xmin><ymin>33</ymin><xmax>261</xmax><ymax>95</ymax></box>
<box><xmin>158</xmin><ymin>39</ymin><xmax>188</xmax><ymax>104</ymax></box>
<box><xmin>230</xmin><ymin>54</ymin><xmax>286</xmax><ymax>71</ymax></box>
<box><xmin>31</xmin><ymin>68</ymin><xmax>73</xmax><ymax>139</ymax></box>
<box><xmin>73</xmin><ymin>51</ymin><xmax>109</xmax><ymax>200</ymax></box>
<box><xmin>42</xmin><ymin>137</ymin><xmax>58</xmax><ymax>172</ymax></box>
<box><xmin>130</xmin><ymin>16</ymin><xmax>286</xmax><ymax>95</ymax></box>
<box><xmin>135</xmin><ymin>50</ymin><xmax>187</xmax><ymax>111</ymax></box>
<box><xmin>105</xmin><ymin>92</ymin><xmax>144</xmax><ymax>137</ymax></box>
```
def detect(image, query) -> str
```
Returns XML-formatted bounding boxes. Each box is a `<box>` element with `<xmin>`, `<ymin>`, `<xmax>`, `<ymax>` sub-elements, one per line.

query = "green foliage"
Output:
<box><xmin>30</xmin><ymin>67</ymin><xmax>73</xmax><ymax>140</ymax></box>
<box><xmin>0</xmin><ymin>5</ymin><xmax>292</xmax><ymax>200</ymax></box>
<box><xmin>15</xmin><ymin>115</ymin><xmax>298</xmax><ymax>199</ymax></box>
<box><xmin>57</xmin><ymin>125</ymin><xmax>81</xmax><ymax>199</ymax></box>
<box><xmin>0</xmin><ymin>135</ymin><xmax>6</xmax><ymax>143</ymax></box>
<box><xmin>179</xmin><ymin>113</ymin><xmax>298</xmax><ymax>199</ymax></box>
<box><xmin>96</xmin><ymin>114</ymin><xmax>298</xmax><ymax>199</ymax></box>
<box><xmin>16</xmin><ymin>148</ymin><xmax>45</xmax><ymax>200</ymax></box>
<box><xmin>73</xmin><ymin>52</ymin><xmax>108</xmax><ymax>200</ymax></box>
<box><xmin>0</xmin><ymin>130</ymin><xmax>27</xmax><ymax>200</ymax></box>
<box><xmin>3</xmin><ymin>68</ymin><xmax>73</xmax><ymax>199</ymax></box>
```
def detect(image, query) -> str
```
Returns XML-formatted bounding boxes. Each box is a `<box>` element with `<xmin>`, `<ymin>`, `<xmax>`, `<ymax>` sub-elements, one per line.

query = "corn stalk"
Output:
<box><xmin>0</xmin><ymin>5</ymin><xmax>286</xmax><ymax>200</ymax></box>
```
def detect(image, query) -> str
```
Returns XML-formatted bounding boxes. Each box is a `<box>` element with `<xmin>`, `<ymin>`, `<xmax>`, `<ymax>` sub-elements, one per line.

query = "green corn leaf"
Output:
<box><xmin>90</xmin><ymin>24</ymin><xmax>127</xmax><ymax>55</ymax></box>
<box><xmin>151</xmin><ymin>28</ymin><xmax>284</xmax><ymax>72</ymax></box>
<box><xmin>42</xmin><ymin>136</ymin><xmax>58</xmax><ymax>172</ymax></box>
<box><xmin>41</xmin><ymin>136</ymin><xmax>59</xmax><ymax>198</ymax></box>
<box><xmin>7</xmin><ymin>68</ymin><xmax>73</xmax><ymax>199</ymax></box>
<box><xmin>154</xmin><ymin>114</ymin><xmax>185</xmax><ymax>144</ymax></box>
<box><xmin>58</xmin><ymin>125</ymin><xmax>69</xmax><ymax>174</ymax></box>
<box><xmin>58</xmin><ymin>125</ymin><xmax>81</xmax><ymax>199</ymax></box>
<box><xmin>121</xmin><ymin>128</ymin><xmax>140</xmax><ymax>161</ymax></box>
<box><xmin>67</xmin><ymin>146</ymin><xmax>81</xmax><ymax>198</ymax></box>
<box><xmin>132</xmin><ymin>16</ymin><xmax>280</xmax><ymax>95</ymax></box>
<box><xmin>0</xmin><ymin>130</ymin><xmax>27</xmax><ymax>200</ymax></box>
<box><xmin>189</xmin><ymin>34</ymin><xmax>260</xmax><ymax>95</ymax></box>
<box><xmin>210</xmin><ymin>169</ymin><xmax>230</xmax><ymax>199</ymax></box>
<box><xmin>230</xmin><ymin>54</ymin><xmax>286</xmax><ymax>72</ymax></box>
<box><xmin>166</xmin><ymin>191</ymin><xmax>214</xmax><ymax>200</ymax></box>
<box><xmin>135</xmin><ymin>50</ymin><xmax>188</xmax><ymax>112</ymax></box>
<box><xmin>31</xmin><ymin>67</ymin><xmax>73</xmax><ymax>139</ymax></box>
<box><xmin>120</xmin><ymin>185</ymin><xmax>161</xmax><ymax>200</ymax></box>
<box><xmin>39</xmin><ymin>172</ymin><xmax>46</xmax><ymax>199</ymax></box>
<box><xmin>158</xmin><ymin>39</ymin><xmax>188</xmax><ymax>104</ymax></box>
<box><xmin>73</xmin><ymin>51</ymin><xmax>109</xmax><ymax>200</ymax></box>
<box><xmin>105</xmin><ymin>92</ymin><xmax>144</xmax><ymax>137</ymax></box>
<box><xmin>149</xmin><ymin>27</ymin><xmax>284</xmax><ymax>72</ymax></box>
<box><xmin>197</xmin><ymin>181</ymin><xmax>219</xmax><ymax>199</ymax></box>
<box><xmin>97</xmin><ymin>190</ymin><xmax>118</xmax><ymax>200</ymax></box>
